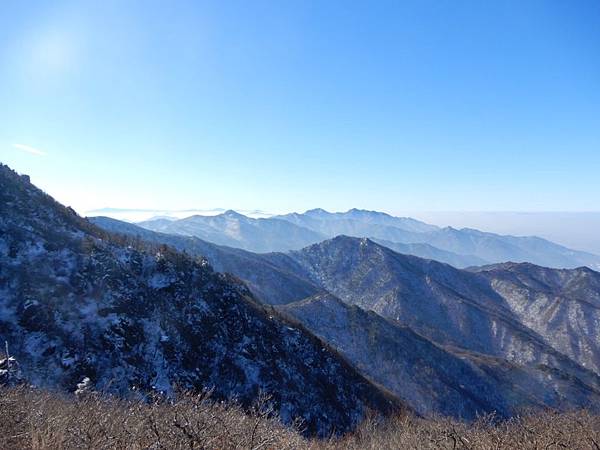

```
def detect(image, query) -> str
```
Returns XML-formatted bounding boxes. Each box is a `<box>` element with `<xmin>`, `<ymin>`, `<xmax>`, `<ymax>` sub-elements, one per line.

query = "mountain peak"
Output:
<box><xmin>346</xmin><ymin>208</ymin><xmax>383</xmax><ymax>216</ymax></box>
<box><xmin>309</xmin><ymin>235</ymin><xmax>381</xmax><ymax>253</ymax></box>
<box><xmin>222</xmin><ymin>209</ymin><xmax>246</xmax><ymax>218</ymax></box>
<box><xmin>304</xmin><ymin>208</ymin><xmax>331</xmax><ymax>216</ymax></box>
<box><xmin>1</xmin><ymin>163</ymin><xmax>32</xmax><ymax>187</ymax></box>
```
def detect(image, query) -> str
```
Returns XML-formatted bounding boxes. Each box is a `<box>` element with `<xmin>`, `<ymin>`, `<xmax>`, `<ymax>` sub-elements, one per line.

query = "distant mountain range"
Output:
<box><xmin>133</xmin><ymin>208</ymin><xmax>600</xmax><ymax>270</ymax></box>
<box><xmin>407</xmin><ymin>211</ymin><xmax>600</xmax><ymax>256</ymax></box>
<box><xmin>85</xmin><ymin>207</ymin><xmax>273</xmax><ymax>222</ymax></box>
<box><xmin>138</xmin><ymin>210</ymin><xmax>324</xmax><ymax>253</ymax></box>
<box><xmin>91</xmin><ymin>216</ymin><xmax>600</xmax><ymax>418</ymax></box>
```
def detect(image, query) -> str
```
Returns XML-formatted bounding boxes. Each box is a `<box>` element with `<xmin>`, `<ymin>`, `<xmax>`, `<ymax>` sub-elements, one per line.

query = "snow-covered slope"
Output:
<box><xmin>372</xmin><ymin>238</ymin><xmax>488</xmax><ymax>268</ymax></box>
<box><xmin>288</xmin><ymin>237</ymin><xmax>600</xmax><ymax>376</ymax></box>
<box><xmin>0</xmin><ymin>164</ymin><xmax>400</xmax><ymax>436</ymax></box>
<box><xmin>474</xmin><ymin>262</ymin><xmax>600</xmax><ymax>374</ymax></box>
<box><xmin>279</xmin><ymin>292</ymin><xmax>600</xmax><ymax>419</ymax></box>
<box><xmin>90</xmin><ymin>216</ymin><xmax>320</xmax><ymax>305</ymax></box>
<box><xmin>278</xmin><ymin>237</ymin><xmax>600</xmax><ymax>415</ymax></box>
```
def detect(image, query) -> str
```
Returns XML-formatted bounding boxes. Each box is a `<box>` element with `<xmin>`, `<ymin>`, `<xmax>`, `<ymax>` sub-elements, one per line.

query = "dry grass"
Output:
<box><xmin>1</xmin><ymin>386</ymin><xmax>600</xmax><ymax>449</ymax></box>
<box><xmin>325</xmin><ymin>410</ymin><xmax>600</xmax><ymax>450</ymax></box>
<box><xmin>0</xmin><ymin>387</ymin><xmax>304</xmax><ymax>450</ymax></box>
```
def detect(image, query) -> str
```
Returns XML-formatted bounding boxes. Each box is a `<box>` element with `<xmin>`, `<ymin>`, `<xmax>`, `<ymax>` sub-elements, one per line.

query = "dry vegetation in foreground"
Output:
<box><xmin>1</xmin><ymin>387</ymin><xmax>600</xmax><ymax>450</ymax></box>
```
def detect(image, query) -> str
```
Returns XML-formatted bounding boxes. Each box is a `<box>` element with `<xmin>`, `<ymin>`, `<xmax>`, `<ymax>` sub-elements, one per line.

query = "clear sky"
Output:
<box><xmin>1</xmin><ymin>0</ymin><xmax>599</xmax><ymax>214</ymax></box>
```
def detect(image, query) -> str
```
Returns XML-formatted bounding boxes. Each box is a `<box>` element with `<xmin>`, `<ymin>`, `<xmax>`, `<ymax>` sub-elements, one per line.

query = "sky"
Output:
<box><xmin>1</xmin><ymin>0</ymin><xmax>599</xmax><ymax>215</ymax></box>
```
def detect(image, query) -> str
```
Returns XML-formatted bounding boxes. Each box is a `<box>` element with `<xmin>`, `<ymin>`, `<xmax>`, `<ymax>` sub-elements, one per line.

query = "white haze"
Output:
<box><xmin>401</xmin><ymin>211</ymin><xmax>600</xmax><ymax>255</ymax></box>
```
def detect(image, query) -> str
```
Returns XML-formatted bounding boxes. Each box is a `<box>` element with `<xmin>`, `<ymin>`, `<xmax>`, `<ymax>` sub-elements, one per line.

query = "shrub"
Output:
<box><xmin>0</xmin><ymin>387</ymin><xmax>304</xmax><ymax>450</ymax></box>
<box><xmin>2</xmin><ymin>386</ymin><xmax>600</xmax><ymax>449</ymax></box>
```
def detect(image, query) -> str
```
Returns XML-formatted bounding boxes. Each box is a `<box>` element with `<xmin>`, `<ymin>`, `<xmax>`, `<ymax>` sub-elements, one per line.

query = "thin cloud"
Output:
<box><xmin>13</xmin><ymin>143</ymin><xmax>47</xmax><ymax>156</ymax></box>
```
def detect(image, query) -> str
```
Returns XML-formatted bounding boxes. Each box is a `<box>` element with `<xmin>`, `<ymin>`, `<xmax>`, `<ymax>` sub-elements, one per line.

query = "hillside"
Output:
<box><xmin>288</xmin><ymin>238</ymin><xmax>600</xmax><ymax>377</ymax></box>
<box><xmin>474</xmin><ymin>262</ymin><xmax>600</xmax><ymax>374</ymax></box>
<box><xmin>0</xmin><ymin>164</ymin><xmax>398</xmax><ymax>436</ymax></box>
<box><xmin>278</xmin><ymin>292</ymin><xmax>570</xmax><ymax>419</ymax></box>
<box><xmin>90</xmin><ymin>216</ymin><xmax>320</xmax><ymax>305</ymax></box>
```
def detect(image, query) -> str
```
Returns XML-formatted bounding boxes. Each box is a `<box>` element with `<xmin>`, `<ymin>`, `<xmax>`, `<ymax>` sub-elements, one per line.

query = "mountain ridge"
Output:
<box><xmin>132</xmin><ymin>208</ymin><xmax>600</xmax><ymax>269</ymax></box>
<box><xmin>278</xmin><ymin>291</ymin><xmax>600</xmax><ymax>418</ymax></box>
<box><xmin>137</xmin><ymin>212</ymin><xmax>326</xmax><ymax>253</ymax></box>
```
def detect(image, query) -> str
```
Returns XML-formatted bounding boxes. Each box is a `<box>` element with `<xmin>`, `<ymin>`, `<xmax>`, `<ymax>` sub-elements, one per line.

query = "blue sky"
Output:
<box><xmin>1</xmin><ymin>0</ymin><xmax>599</xmax><ymax>214</ymax></box>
